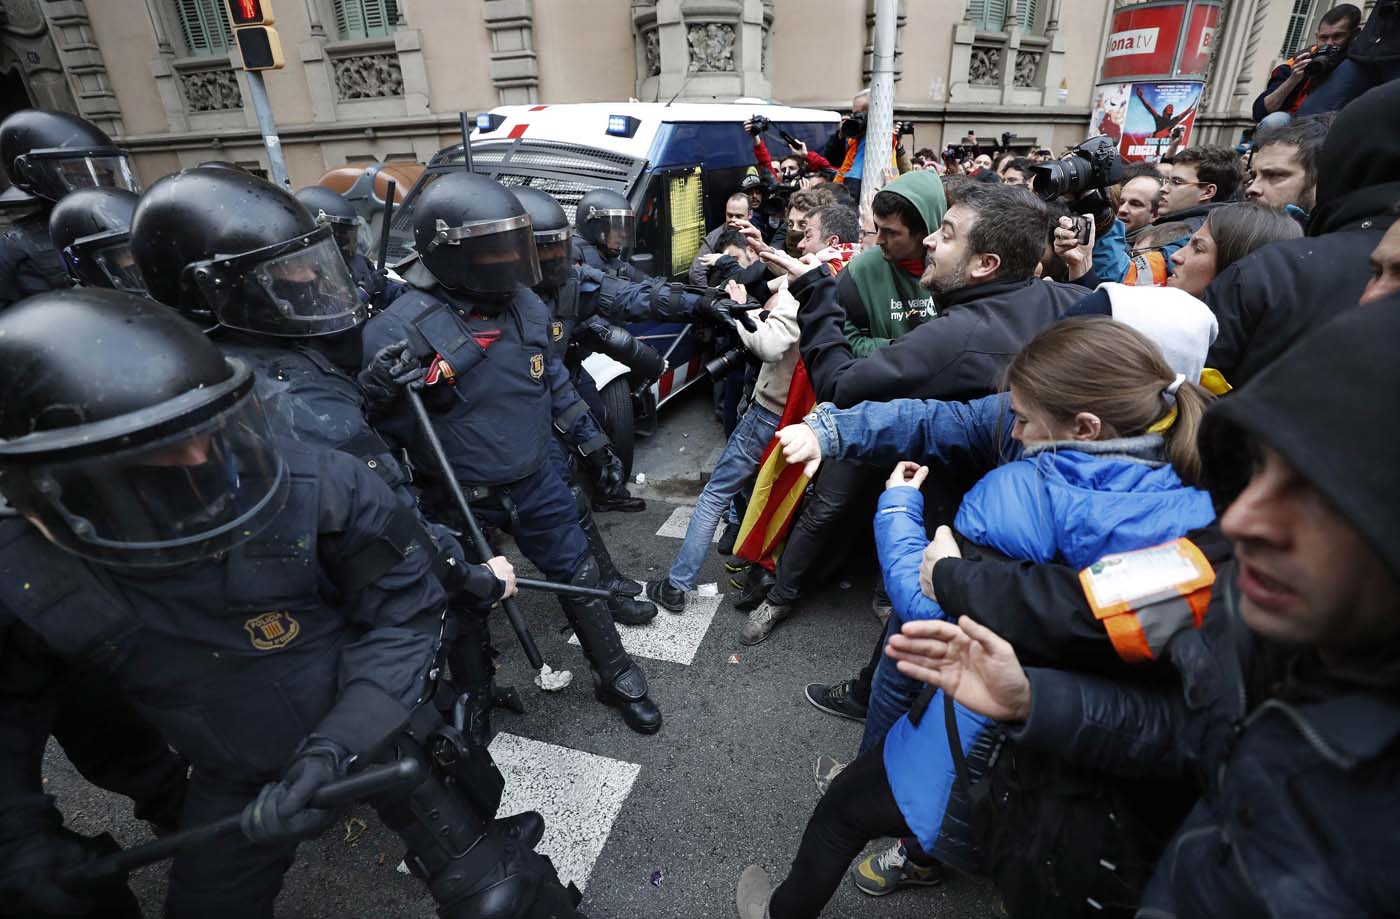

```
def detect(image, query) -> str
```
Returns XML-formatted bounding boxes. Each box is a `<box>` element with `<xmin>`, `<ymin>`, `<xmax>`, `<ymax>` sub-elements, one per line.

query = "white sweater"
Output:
<box><xmin>736</xmin><ymin>285</ymin><xmax>801</xmax><ymax>415</ymax></box>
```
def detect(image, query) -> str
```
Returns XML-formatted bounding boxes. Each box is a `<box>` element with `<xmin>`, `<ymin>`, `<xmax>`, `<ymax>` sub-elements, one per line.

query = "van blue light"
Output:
<box><xmin>476</xmin><ymin>112</ymin><xmax>506</xmax><ymax>133</ymax></box>
<box><xmin>606</xmin><ymin>114</ymin><xmax>641</xmax><ymax>138</ymax></box>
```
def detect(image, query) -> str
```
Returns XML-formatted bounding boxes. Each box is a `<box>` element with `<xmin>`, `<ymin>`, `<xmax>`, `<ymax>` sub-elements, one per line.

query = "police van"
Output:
<box><xmin>384</xmin><ymin>101</ymin><xmax>839</xmax><ymax>472</ymax></box>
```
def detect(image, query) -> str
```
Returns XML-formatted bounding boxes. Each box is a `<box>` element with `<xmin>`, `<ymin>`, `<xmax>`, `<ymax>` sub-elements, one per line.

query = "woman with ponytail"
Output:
<box><xmin>738</xmin><ymin>318</ymin><xmax>1218</xmax><ymax>919</ymax></box>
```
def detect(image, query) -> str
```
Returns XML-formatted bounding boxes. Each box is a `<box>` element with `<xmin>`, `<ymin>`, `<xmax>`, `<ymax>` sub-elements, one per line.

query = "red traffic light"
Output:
<box><xmin>225</xmin><ymin>0</ymin><xmax>274</xmax><ymax>26</ymax></box>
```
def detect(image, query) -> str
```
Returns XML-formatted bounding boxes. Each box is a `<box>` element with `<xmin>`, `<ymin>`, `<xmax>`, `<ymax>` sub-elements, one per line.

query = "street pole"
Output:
<box><xmin>861</xmin><ymin>0</ymin><xmax>899</xmax><ymax>220</ymax></box>
<box><xmin>245</xmin><ymin>69</ymin><xmax>290</xmax><ymax>188</ymax></box>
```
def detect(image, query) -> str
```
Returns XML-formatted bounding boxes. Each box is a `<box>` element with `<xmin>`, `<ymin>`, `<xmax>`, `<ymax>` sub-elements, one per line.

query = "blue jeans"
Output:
<box><xmin>666</xmin><ymin>403</ymin><xmax>779</xmax><ymax>590</ymax></box>
<box><xmin>1297</xmin><ymin>58</ymin><xmax>1400</xmax><ymax>116</ymax></box>
<box><xmin>858</xmin><ymin>611</ymin><xmax>926</xmax><ymax>755</ymax></box>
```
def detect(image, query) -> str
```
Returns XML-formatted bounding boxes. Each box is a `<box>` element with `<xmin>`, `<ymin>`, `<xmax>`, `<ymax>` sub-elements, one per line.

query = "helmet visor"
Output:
<box><xmin>15</xmin><ymin>390</ymin><xmax>288</xmax><ymax>568</ymax></box>
<box><xmin>426</xmin><ymin>213</ymin><xmax>542</xmax><ymax>293</ymax></box>
<box><xmin>192</xmin><ymin>227</ymin><xmax>366</xmax><ymax>337</ymax></box>
<box><xmin>582</xmin><ymin>210</ymin><xmax>636</xmax><ymax>255</ymax></box>
<box><xmin>312</xmin><ymin>209</ymin><xmax>361</xmax><ymax>263</ymax></box>
<box><xmin>535</xmin><ymin>226</ymin><xmax>572</xmax><ymax>288</ymax></box>
<box><xmin>64</xmin><ymin>231</ymin><xmax>146</xmax><ymax>294</ymax></box>
<box><xmin>43</xmin><ymin>153</ymin><xmax>139</xmax><ymax>194</ymax></box>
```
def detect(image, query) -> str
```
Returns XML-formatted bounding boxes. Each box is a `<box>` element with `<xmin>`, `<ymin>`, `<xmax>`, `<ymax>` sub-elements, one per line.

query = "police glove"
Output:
<box><xmin>0</xmin><ymin>829</ymin><xmax>98</xmax><ymax>916</ymax></box>
<box><xmin>358</xmin><ymin>340</ymin><xmax>426</xmax><ymax>407</ymax></box>
<box><xmin>696</xmin><ymin>294</ymin><xmax>758</xmax><ymax>333</ymax></box>
<box><xmin>586</xmin><ymin>446</ymin><xmax>627</xmax><ymax>496</ymax></box>
<box><xmin>240</xmin><ymin>736</ymin><xmax>349</xmax><ymax>845</ymax></box>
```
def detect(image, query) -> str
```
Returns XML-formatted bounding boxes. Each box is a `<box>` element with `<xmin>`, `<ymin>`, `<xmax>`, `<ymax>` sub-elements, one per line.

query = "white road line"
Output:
<box><xmin>489</xmin><ymin>733</ymin><xmax>641</xmax><ymax>893</ymax></box>
<box><xmin>656</xmin><ymin>504</ymin><xmax>722</xmax><ymax>542</ymax></box>
<box><xmin>569</xmin><ymin>591</ymin><xmax>722</xmax><ymax>665</ymax></box>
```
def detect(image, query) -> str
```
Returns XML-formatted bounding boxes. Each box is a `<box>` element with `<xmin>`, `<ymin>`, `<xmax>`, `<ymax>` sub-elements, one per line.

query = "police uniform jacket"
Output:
<box><xmin>362</xmin><ymin>280</ymin><xmax>601</xmax><ymax>487</ymax></box>
<box><xmin>0</xmin><ymin>211</ymin><xmax>69</xmax><ymax>309</ymax></box>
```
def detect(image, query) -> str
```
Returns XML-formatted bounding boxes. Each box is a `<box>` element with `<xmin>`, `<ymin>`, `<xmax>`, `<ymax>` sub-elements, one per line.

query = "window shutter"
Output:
<box><xmin>1280</xmin><ymin>0</ymin><xmax>1317</xmax><ymax>58</ymax></box>
<box><xmin>174</xmin><ymin>0</ymin><xmax>234</xmax><ymax>56</ymax></box>
<box><xmin>1019</xmin><ymin>0</ymin><xmax>1039</xmax><ymax>32</ymax></box>
<box><xmin>966</xmin><ymin>0</ymin><xmax>1009</xmax><ymax>32</ymax></box>
<box><xmin>334</xmin><ymin>0</ymin><xmax>399</xmax><ymax>40</ymax></box>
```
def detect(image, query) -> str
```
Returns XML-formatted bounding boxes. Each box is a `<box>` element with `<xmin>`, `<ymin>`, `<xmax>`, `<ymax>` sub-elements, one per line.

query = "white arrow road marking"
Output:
<box><xmin>488</xmin><ymin>733</ymin><xmax>641</xmax><ymax>893</ymax></box>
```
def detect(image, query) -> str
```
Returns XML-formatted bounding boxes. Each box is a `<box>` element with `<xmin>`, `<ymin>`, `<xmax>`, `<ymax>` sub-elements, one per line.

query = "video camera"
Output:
<box><xmin>840</xmin><ymin>112</ymin><xmax>913</xmax><ymax>141</ymax></box>
<box><xmin>1030</xmin><ymin>134</ymin><xmax>1124</xmax><ymax>201</ymax></box>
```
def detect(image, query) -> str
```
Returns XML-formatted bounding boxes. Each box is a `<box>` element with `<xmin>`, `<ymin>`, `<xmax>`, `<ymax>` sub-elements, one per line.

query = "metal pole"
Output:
<box><xmin>861</xmin><ymin>0</ymin><xmax>899</xmax><ymax>221</ymax></box>
<box><xmin>245</xmin><ymin>70</ymin><xmax>290</xmax><ymax>188</ymax></box>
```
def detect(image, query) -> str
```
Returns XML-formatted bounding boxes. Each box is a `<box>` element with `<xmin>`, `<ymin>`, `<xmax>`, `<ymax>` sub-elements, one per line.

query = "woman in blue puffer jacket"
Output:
<box><xmin>737</xmin><ymin>318</ymin><xmax>1217</xmax><ymax>919</ymax></box>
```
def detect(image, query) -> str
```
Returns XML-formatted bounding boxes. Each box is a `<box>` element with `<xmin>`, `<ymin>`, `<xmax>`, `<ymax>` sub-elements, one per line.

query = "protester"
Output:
<box><xmin>690</xmin><ymin>191</ymin><xmax>753</xmax><ymax>284</ymax></box>
<box><xmin>1244</xmin><ymin>113</ymin><xmax>1331</xmax><ymax>214</ymax></box>
<box><xmin>889</xmin><ymin>300</ymin><xmax>1400</xmax><ymax>918</ymax></box>
<box><xmin>736</xmin><ymin>318</ymin><xmax>1217</xmax><ymax>918</ymax></box>
<box><xmin>1159</xmin><ymin>145</ymin><xmax>1243</xmax><ymax>227</ymax></box>
<box><xmin>1253</xmin><ymin>4</ymin><xmax>1361</xmax><ymax>122</ymax></box>
<box><xmin>1116</xmin><ymin>170</ymin><xmax>1166</xmax><ymax>237</ymax></box>
<box><xmin>999</xmin><ymin>157</ymin><xmax>1033</xmax><ymax>188</ymax></box>
<box><xmin>1361</xmin><ymin>203</ymin><xmax>1400</xmax><ymax>304</ymax></box>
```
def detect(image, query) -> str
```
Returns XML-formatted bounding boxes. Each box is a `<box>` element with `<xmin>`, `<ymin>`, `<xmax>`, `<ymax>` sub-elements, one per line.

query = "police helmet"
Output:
<box><xmin>48</xmin><ymin>187</ymin><xmax>145</xmax><ymax>294</ymax></box>
<box><xmin>510</xmin><ymin>186</ymin><xmax>572</xmax><ymax>290</ymax></box>
<box><xmin>131</xmin><ymin>167</ymin><xmax>363</xmax><ymax>337</ymax></box>
<box><xmin>0</xmin><ymin>110</ymin><xmax>138</xmax><ymax>203</ymax></box>
<box><xmin>574</xmin><ymin>188</ymin><xmax>636</xmax><ymax>257</ymax></box>
<box><xmin>0</xmin><ymin>289</ymin><xmax>289</xmax><ymax>567</ymax></box>
<box><xmin>295</xmin><ymin>185</ymin><xmax>361</xmax><ymax>264</ymax></box>
<box><xmin>411</xmin><ymin>172</ymin><xmax>541</xmax><ymax>294</ymax></box>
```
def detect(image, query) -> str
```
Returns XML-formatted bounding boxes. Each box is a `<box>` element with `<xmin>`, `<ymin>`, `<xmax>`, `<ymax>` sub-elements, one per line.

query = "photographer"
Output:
<box><xmin>748</xmin><ymin>116</ymin><xmax>834</xmax><ymax>184</ymax></box>
<box><xmin>820</xmin><ymin>90</ymin><xmax>911</xmax><ymax>202</ymax></box>
<box><xmin>1298</xmin><ymin>0</ymin><xmax>1400</xmax><ymax>115</ymax></box>
<box><xmin>1031</xmin><ymin>135</ymin><xmax>1133</xmax><ymax>284</ymax></box>
<box><xmin>1253</xmin><ymin>4</ymin><xmax>1361</xmax><ymax>121</ymax></box>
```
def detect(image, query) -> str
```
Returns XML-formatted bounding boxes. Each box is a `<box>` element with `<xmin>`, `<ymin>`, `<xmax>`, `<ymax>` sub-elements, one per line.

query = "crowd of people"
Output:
<box><xmin>0</xmin><ymin>12</ymin><xmax>1395</xmax><ymax>917</ymax></box>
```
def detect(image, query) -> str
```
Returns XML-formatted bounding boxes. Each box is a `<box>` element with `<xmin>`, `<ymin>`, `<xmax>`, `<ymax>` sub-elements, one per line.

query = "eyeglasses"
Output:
<box><xmin>1167</xmin><ymin>176</ymin><xmax>1205</xmax><ymax>188</ymax></box>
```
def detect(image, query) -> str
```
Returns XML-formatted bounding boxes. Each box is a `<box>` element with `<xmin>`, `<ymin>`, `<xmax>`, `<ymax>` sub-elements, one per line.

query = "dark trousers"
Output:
<box><xmin>474</xmin><ymin>463</ymin><xmax>590</xmax><ymax>581</ymax></box>
<box><xmin>769</xmin><ymin>739</ymin><xmax>910</xmax><ymax>919</ymax></box>
<box><xmin>768</xmin><ymin>460</ymin><xmax>883</xmax><ymax>605</ymax></box>
<box><xmin>1297</xmin><ymin>58</ymin><xmax>1400</xmax><ymax>115</ymax></box>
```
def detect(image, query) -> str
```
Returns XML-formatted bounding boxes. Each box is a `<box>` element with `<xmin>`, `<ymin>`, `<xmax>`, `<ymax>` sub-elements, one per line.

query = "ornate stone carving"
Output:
<box><xmin>3</xmin><ymin>0</ymin><xmax>45</xmax><ymax>32</ymax></box>
<box><xmin>687</xmin><ymin>23</ymin><xmax>735</xmax><ymax>72</ymax></box>
<box><xmin>643</xmin><ymin>28</ymin><xmax>659</xmax><ymax>76</ymax></box>
<box><xmin>1014</xmin><ymin>49</ymin><xmax>1041</xmax><ymax>87</ymax></box>
<box><xmin>969</xmin><ymin>45</ymin><xmax>1001</xmax><ymax>85</ymax></box>
<box><xmin>179</xmin><ymin>66</ymin><xmax>242</xmax><ymax>112</ymax></box>
<box><xmin>333</xmin><ymin>52</ymin><xmax>403</xmax><ymax>100</ymax></box>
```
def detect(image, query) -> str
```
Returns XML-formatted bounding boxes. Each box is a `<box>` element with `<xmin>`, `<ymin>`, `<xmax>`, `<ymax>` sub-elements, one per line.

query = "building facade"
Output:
<box><xmin>0</xmin><ymin>0</ymin><xmax>1367</xmax><ymax>188</ymax></box>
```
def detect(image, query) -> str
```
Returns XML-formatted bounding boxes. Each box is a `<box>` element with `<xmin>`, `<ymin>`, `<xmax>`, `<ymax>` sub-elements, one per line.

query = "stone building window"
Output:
<box><xmin>1279</xmin><ymin>0</ymin><xmax>1317</xmax><ymax>58</ymax></box>
<box><xmin>173</xmin><ymin>0</ymin><xmax>234</xmax><ymax>57</ymax></box>
<box><xmin>334</xmin><ymin>0</ymin><xmax>400</xmax><ymax>40</ymax></box>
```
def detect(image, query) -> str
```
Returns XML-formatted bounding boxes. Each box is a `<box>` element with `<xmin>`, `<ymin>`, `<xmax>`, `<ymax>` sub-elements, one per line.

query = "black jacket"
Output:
<box><xmin>1205</xmin><ymin>79</ymin><xmax>1400</xmax><ymax>387</ymax></box>
<box><xmin>793</xmin><ymin>268</ymin><xmax>1083</xmax><ymax>408</ymax></box>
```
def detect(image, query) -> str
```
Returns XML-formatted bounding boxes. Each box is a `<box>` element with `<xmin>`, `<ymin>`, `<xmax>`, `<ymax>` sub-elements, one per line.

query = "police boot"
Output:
<box><xmin>564</xmin><ymin>558</ymin><xmax>663</xmax><ymax>735</ymax></box>
<box><xmin>447</xmin><ymin>610</ymin><xmax>498</xmax><ymax>748</ymax></box>
<box><xmin>575</xmin><ymin>485</ymin><xmax>656</xmax><ymax>625</ymax></box>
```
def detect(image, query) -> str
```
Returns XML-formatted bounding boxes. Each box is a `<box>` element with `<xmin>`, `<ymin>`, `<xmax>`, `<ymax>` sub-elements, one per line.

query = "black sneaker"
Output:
<box><xmin>716</xmin><ymin>521</ymin><xmax>739</xmax><ymax>556</ymax></box>
<box><xmin>645</xmin><ymin>578</ymin><xmax>686</xmax><ymax>613</ymax></box>
<box><xmin>804</xmin><ymin>680</ymin><xmax>867</xmax><ymax>721</ymax></box>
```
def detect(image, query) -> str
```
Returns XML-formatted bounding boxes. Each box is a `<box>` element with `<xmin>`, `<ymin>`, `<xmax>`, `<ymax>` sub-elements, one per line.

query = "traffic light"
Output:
<box><xmin>235</xmin><ymin>25</ymin><xmax>285</xmax><ymax>70</ymax></box>
<box><xmin>225</xmin><ymin>0</ymin><xmax>274</xmax><ymax>26</ymax></box>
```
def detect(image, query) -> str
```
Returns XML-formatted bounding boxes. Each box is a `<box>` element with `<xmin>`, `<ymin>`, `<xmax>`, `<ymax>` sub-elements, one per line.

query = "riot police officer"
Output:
<box><xmin>572</xmin><ymin>187</ymin><xmax>648</xmax><ymax>281</ymax></box>
<box><xmin>294</xmin><ymin>183</ymin><xmax>403</xmax><ymax>311</ymax></box>
<box><xmin>131</xmin><ymin>166</ymin><xmax>513</xmax><ymax>743</ymax></box>
<box><xmin>47</xmin><ymin>186</ymin><xmax>145</xmax><ymax>293</ymax></box>
<box><xmin>0</xmin><ymin>290</ymin><xmax>579</xmax><ymax>919</ymax></box>
<box><xmin>362</xmin><ymin>172</ymin><xmax>663</xmax><ymax>734</ymax></box>
<box><xmin>513</xmin><ymin>185</ymin><xmax>656</xmax><ymax>528</ymax></box>
<box><xmin>0</xmin><ymin>110</ymin><xmax>138</xmax><ymax>308</ymax></box>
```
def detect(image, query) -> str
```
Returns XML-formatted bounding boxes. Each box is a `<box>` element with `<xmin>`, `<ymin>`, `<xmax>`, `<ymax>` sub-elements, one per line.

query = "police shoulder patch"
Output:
<box><xmin>551</xmin><ymin>321</ymin><xmax>564</xmax><ymax>342</ymax></box>
<box><xmin>529</xmin><ymin>353</ymin><xmax>545</xmax><ymax>379</ymax></box>
<box><xmin>245</xmin><ymin>611</ymin><xmax>301</xmax><ymax>651</ymax></box>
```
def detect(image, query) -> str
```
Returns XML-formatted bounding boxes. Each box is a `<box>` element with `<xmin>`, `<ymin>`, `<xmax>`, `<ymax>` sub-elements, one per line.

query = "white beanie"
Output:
<box><xmin>1098</xmin><ymin>282</ymin><xmax>1218</xmax><ymax>384</ymax></box>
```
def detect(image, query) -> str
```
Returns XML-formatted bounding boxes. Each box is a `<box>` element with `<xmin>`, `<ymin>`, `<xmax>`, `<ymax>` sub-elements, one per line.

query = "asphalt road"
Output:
<box><xmin>45</xmin><ymin>387</ymin><xmax>1001</xmax><ymax>919</ymax></box>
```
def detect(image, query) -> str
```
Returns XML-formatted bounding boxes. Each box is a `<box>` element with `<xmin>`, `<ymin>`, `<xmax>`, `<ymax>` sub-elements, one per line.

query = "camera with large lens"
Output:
<box><xmin>705</xmin><ymin>345</ymin><xmax>749</xmax><ymax>380</ymax></box>
<box><xmin>762</xmin><ymin>183</ymin><xmax>794</xmax><ymax>217</ymax></box>
<box><xmin>745</xmin><ymin>114</ymin><xmax>771</xmax><ymax>137</ymax></box>
<box><xmin>896</xmin><ymin>120</ymin><xmax>915</xmax><ymax>137</ymax></box>
<box><xmin>1304</xmin><ymin>43</ymin><xmax>1345</xmax><ymax>76</ymax></box>
<box><xmin>841</xmin><ymin>111</ymin><xmax>868</xmax><ymax>140</ymax></box>
<box><xmin>1029</xmin><ymin>134</ymin><xmax>1124</xmax><ymax>202</ymax></box>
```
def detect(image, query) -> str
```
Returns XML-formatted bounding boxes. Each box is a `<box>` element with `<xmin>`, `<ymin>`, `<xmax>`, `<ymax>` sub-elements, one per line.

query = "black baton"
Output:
<box><xmin>405</xmin><ymin>386</ymin><xmax>545</xmax><ymax>669</ymax></box>
<box><xmin>56</xmin><ymin>759</ymin><xmax>422</xmax><ymax>887</ymax></box>
<box><xmin>377</xmin><ymin>178</ymin><xmax>396</xmax><ymax>273</ymax></box>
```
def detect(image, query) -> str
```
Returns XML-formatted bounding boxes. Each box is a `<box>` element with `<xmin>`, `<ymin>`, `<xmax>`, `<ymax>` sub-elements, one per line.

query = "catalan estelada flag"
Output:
<box><xmin>732</xmin><ymin>358</ymin><xmax>816</xmax><ymax>572</ymax></box>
